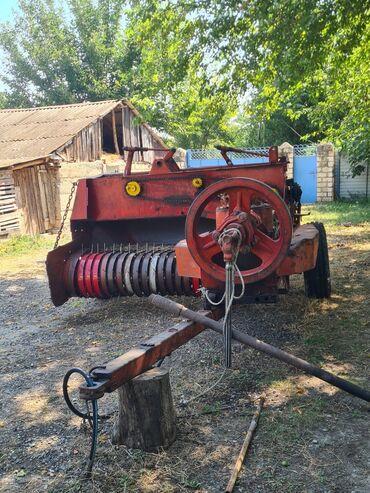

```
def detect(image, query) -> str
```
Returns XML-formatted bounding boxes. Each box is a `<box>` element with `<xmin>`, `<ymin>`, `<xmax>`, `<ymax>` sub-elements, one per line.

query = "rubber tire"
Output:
<box><xmin>304</xmin><ymin>222</ymin><xmax>331</xmax><ymax>299</ymax></box>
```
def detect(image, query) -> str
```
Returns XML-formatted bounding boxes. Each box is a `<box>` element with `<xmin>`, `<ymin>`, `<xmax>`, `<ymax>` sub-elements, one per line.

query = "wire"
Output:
<box><xmin>62</xmin><ymin>367</ymin><xmax>99</xmax><ymax>476</ymax></box>
<box><xmin>181</xmin><ymin>368</ymin><xmax>227</xmax><ymax>406</ymax></box>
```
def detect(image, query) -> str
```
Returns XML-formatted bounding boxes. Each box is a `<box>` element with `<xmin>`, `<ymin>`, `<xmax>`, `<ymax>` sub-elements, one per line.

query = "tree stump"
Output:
<box><xmin>112</xmin><ymin>367</ymin><xmax>176</xmax><ymax>451</ymax></box>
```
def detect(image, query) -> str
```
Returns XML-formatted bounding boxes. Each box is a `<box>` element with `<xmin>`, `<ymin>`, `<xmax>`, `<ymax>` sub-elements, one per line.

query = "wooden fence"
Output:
<box><xmin>0</xmin><ymin>170</ymin><xmax>19</xmax><ymax>235</ymax></box>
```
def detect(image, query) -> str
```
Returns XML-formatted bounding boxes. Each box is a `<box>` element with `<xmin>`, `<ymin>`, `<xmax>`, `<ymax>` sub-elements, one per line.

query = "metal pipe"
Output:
<box><xmin>224</xmin><ymin>262</ymin><xmax>233</xmax><ymax>368</ymax></box>
<box><xmin>149</xmin><ymin>295</ymin><xmax>370</xmax><ymax>402</ymax></box>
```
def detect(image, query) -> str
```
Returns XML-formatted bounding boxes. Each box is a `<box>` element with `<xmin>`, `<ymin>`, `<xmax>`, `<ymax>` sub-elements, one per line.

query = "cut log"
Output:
<box><xmin>112</xmin><ymin>367</ymin><xmax>176</xmax><ymax>451</ymax></box>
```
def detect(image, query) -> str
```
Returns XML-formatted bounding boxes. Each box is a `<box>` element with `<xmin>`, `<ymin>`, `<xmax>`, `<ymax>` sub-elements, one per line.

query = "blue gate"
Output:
<box><xmin>186</xmin><ymin>148</ymin><xmax>270</xmax><ymax>168</ymax></box>
<box><xmin>186</xmin><ymin>145</ymin><xmax>318</xmax><ymax>204</ymax></box>
<box><xmin>293</xmin><ymin>145</ymin><xmax>317</xmax><ymax>203</ymax></box>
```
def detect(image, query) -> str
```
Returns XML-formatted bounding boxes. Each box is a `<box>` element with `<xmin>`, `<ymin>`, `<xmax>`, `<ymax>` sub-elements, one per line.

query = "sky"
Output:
<box><xmin>0</xmin><ymin>0</ymin><xmax>19</xmax><ymax>23</ymax></box>
<box><xmin>0</xmin><ymin>0</ymin><xmax>20</xmax><ymax>91</ymax></box>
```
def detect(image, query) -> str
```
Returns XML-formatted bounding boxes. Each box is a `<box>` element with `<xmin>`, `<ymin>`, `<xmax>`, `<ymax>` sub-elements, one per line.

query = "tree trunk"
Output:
<box><xmin>112</xmin><ymin>367</ymin><xmax>176</xmax><ymax>451</ymax></box>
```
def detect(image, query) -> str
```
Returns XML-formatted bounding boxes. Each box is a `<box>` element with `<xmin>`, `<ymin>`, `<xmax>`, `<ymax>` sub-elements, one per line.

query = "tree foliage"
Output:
<box><xmin>127</xmin><ymin>0</ymin><xmax>370</xmax><ymax>168</ymax></box>
<box><xmin>0</xmin><ymin>0</ymin><xmax>369</xmax><ymax>166</ymax></box>
<box><xmin>0</xmin><ymin>0</ymin><xmax>235</xmax><ymax>148</ymax></box>
<box><xmin>192</xmin><ymin>0</ymin><xmax>370</xmax><ymax>168</ymax></box>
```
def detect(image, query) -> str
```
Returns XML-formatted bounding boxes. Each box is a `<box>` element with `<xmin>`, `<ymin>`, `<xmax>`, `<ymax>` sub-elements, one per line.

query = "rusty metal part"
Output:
<box><xmin>91</xmin><ymin>253</ymin><xmax>105</xmax><ymax>298</ymax></box>
<box><xmin>182</xmin><ymin>275</ymin><xmax>193</xmax><ymax>296</ymax></box>
<box><xmin>132</xmin><ymin>253</ymin><xmax>144</xmax><ymax>296</ymax></box>
<box><xmin>165</xmin><ymin>252</ymin><xmax>176</xmax><ymax>295</ymax></box>
<box><xmin>77</xmin><ymin>254</ymin><xmax>89</xmax><ymax>297</ymax></box>
<box><xmin>191</xmin><ymin>277</ymin><xmax>201</xmax><ymax>296</ymax></box>
<box><xmin>85</xmin><ymin>253</ymin><xmax>99</xmax><ymax>297</ymax></box>
<box><xmin>99</xmin><ymin>252</ymin><xmax>113</xmax><ymax>297</ymax></box>
<box><xmin>149</xmin><ymin>252</ymin><xmax>161</xmax><ymax>294</ymax></box>
<box><xmin>64</xmin><ymin>253</ymin><xmax>80</xmax><ymax>296</ymax></box>
<box><xmin>124</xmin><ymin>252</ymin><xmax>136</xmax><ymax>296</ymax></box>
<box><xmin>174</xmin><ymin>266</ymin><xmax>184</xmax><ymax>295</ymax></box>
<box><xmin>276</xmin><ymin>223</ymin><xmax>319</xmax><ymax>276</ymax></box>
<box><xmin>150</xmin><ymin>295</ymin><xmax>370</xmax><ymax>403</ymax></box>
<box><xmin>157</xmin><ymin>251</ymin><xmax>169</xmax><ymax>295</ymax></box>
<box><xmin>107</xmin><ymin>252</ymin><xmax>120</xmax><ymax>296</ymax></box>
<box><xmin>115</xmin><ymin>252</ymin><xmax>129</xmax><ymax>295</ymax></box>
<box><xmin>215</xmin><ymin>145</ymin><xmax>269</xmax><ymax>158</ymax></box>
<box><xmin>140</xmin><ymin>252</ymin><xmax>152</xmax><ymax>296</ymax></box>
<box><xmin>79</xmin><ymin>309</ymin><xmax>222</xmax><ymax>400</ymax></box>
<box><xmin>185</xmin><ymin>177</ymin><xmax>292</xmax><ymax>285</ymax></box>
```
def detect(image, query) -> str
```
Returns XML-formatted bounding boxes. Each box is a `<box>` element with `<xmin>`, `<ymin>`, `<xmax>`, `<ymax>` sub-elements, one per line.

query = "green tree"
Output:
<box><xmin>127</xmin><ymin>0</ymin><xmax>369</xmax><ymax>168</ymax></box>
<box><xmin>0</xmin><ymin>0</ymin><xmax>236</xmax><ymax>148</ymax></box>
<box><xmin>0</xmin><ymin>0</ymin><xmax>140</xmax><ymax>106</ymax></box>
<box><xmin>194</xmin><ymin>0</ymin><xmax>370</xmax><ymax>169</ymax></box>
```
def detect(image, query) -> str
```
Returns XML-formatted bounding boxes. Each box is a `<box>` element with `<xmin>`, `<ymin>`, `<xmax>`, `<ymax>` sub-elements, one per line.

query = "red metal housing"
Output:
<box><xmin>46</xmin><ymin>146</ymin><xmax>319</xmax><ymax>306</ymax></box>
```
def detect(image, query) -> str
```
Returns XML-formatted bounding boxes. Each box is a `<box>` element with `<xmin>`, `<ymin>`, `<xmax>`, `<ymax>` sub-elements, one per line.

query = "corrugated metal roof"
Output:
<box><xmin>0</xmin><ymin>100</ymin><xmax>123</xmax><ymax>168</ymax></box>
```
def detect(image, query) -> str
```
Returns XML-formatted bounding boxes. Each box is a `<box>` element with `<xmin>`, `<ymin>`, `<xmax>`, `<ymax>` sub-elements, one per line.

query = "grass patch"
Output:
<box><xmin>0</xmin><ymin>234</ymin><xmax>55</xmax><ymax>256</ymax></box>
<box><xmin>302</xmin><ymin>199</ymin><xmax>370</xmax><ymax>226</ymax></box>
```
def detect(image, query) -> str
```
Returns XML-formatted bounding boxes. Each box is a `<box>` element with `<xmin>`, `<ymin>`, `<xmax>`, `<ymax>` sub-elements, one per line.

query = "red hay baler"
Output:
<box><xmin>46</xmin><ymin>146</ymin><xmax>331</xmax><ymax>307</ymax></box>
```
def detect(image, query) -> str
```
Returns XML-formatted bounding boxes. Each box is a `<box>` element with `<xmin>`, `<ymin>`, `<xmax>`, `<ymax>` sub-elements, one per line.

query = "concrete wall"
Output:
<box><xmin>59</xmin><ymin>161</ymin><xmax>106</xmax><ymax>218</ymax></box>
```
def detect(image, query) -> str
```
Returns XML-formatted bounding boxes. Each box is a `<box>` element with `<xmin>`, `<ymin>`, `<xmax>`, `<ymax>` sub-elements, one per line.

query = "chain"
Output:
<box><xmin>54</xmin><ymin>181</ymin><xmax>77</xmax><ymax>249</ymax></box>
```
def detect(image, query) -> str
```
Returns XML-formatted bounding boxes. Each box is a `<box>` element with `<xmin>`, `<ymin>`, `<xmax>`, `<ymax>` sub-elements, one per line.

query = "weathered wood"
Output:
<box><xmin>37</xmin><ymin>166</ymin><xmax>50</xmax><ymax>230</ymax></box>
<box><xmin>112</xmin><ymin>367</ymin><xmax>176</xmax><ymax>452</ymax></box>
<box><xmin>225</xmin><ymin>397</ymin><xmax>265</xmax><ymax>493</ymax></box>
<box><xmin>111</xmin><ymin>110</ymin><xmax>120</xmax><ymax>155</ymax></box>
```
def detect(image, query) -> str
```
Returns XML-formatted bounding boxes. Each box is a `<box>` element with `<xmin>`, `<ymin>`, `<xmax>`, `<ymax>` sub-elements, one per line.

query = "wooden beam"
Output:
<box><xmin>111</xmin><ymin>110</ymin><xmax>120</xmax><ymax>155</ymax></box>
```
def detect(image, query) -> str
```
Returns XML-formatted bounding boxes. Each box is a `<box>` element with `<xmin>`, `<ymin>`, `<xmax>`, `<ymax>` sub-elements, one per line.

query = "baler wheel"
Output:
<box><xmin>304</xmin><ymin>222</ymin><xmax>331</xmax><ymax>299</ymax></box>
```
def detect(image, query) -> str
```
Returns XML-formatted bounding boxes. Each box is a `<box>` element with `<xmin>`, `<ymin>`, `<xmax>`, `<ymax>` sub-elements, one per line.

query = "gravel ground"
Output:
<box><xmin>0</xmin><ymin>223</ymin><xmax>369</xmax><ymax>492</ymax></box>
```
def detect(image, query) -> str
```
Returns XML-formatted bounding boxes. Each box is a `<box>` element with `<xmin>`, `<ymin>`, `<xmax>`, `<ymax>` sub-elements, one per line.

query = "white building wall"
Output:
<box><xmin>337</xmin><ymin>155</ymin><xmax>369</xmax><ymax>199</ymax></box>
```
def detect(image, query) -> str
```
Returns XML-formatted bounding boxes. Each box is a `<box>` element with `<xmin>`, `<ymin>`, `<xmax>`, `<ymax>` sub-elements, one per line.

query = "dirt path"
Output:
<box><xmin>0</xmin><ymin>224</ymin><xmax>369</xmax><ymax>492</ymax></box>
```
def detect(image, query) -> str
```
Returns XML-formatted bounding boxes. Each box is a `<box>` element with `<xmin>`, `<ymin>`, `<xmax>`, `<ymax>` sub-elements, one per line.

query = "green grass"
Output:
<box><xmin>0</xmin><ymin>234</ymin><xmax>55</xmax><ymax>256</ymax></box>
<box><xmin>302</xmin><ymin>199</ymin><xmax>370</xmax><ymax>226</ymax></box>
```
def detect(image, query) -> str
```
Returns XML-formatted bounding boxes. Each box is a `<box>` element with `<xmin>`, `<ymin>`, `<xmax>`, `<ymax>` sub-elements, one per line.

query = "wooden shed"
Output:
<box><xmin>0</xmin><ymin>99</ymin><xmax>167</xmax><ymax>236</ymax></box>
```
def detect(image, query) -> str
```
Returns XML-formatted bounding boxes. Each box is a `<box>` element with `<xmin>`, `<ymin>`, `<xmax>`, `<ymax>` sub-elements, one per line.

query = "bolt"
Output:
<box><xmin>212</xmin><ymin>230</ymin><xmax>220</xmax><ymax>241</ymax></box>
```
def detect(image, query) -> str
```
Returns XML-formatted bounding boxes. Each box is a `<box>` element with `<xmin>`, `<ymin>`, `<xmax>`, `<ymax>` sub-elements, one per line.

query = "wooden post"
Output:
<box><xmin>111</xmin><ymin>110</ymin><xmax>120</xmax><ymax>156</ymax></box>
<box><xmin>112</xmin><ymin>367</ymin><xmax>176</xmax><ymax>451</ymax></box>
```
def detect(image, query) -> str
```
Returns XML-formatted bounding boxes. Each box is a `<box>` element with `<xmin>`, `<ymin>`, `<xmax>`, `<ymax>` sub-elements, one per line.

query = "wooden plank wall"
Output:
<box><xmin>121</xmin><ymin>106</ymin><xmax>166</xmax><ymax>163</ymax></box>
<box><xmin>0</xmin><ymin>170</ymin><xmax>20</xmax><ymax>235</ymax></box>
<box><xmin>61</xmin><ymin>120</ymin><xmax>102</xmax><ymax>162</ymax></box>
<box><xmin>13</xmin><ymin>164</ymin><xmax>61</xmax><ymax>235</ymax></box>
<box><xmin>60</xmin><ymin>107</ymin><xmax>165</xmax><ymax>164</ymax></box>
